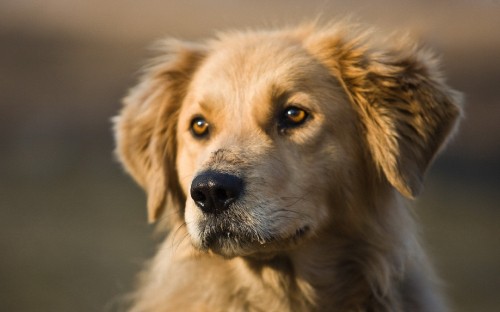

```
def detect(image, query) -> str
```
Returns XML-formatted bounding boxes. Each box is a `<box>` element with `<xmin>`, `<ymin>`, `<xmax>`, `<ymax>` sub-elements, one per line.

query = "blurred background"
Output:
<box><xmin>1</xmin><ymin>1</ymin><xmax>499</xmax><ymax>311</ymax></box>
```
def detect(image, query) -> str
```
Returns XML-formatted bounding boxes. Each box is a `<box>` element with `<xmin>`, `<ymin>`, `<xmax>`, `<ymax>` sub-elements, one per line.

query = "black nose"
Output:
<box><xmin>190</xmin><ymin>171</ymin><xmax>244</xmax><ymax>214</ymax></box>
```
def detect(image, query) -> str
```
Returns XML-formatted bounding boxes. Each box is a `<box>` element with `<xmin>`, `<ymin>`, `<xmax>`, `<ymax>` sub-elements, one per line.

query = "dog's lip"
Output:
<box><xmin>271</xmin><ymin>225</ymin><xmax>310</xmax><ymax>245</ymax></box>
<box><xmin>290</xmin><ymin>225</ymin><xmax>310</xmax><ymax>240</ymax></box>
<box><xmin>199</xmin><ymin>225</ymin><xmax>311</xmax><ymax>254</ymax></box>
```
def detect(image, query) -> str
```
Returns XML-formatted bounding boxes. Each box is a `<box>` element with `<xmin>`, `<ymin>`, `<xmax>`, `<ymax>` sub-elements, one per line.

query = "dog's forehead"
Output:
<box><xmin>187</xmin><ymin>35</ymin><xmax>323</xmax><ymax>114</ymax></box>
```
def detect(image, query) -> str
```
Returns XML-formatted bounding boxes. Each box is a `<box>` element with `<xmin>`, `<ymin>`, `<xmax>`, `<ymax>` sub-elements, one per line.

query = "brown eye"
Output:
<box><xmin>190</xmin><ymin>117</ymin><xmax>209</xmax><ymax>138</ymax></box>
<box><xmin>285</xmin><ymin>107</ymin><xmax>307</xmax><ymax>124</ymax></box>
<box><xmin>279</xmin><ymin>106</ymin><xmax>309</xmax><ymax>132</ymax></box>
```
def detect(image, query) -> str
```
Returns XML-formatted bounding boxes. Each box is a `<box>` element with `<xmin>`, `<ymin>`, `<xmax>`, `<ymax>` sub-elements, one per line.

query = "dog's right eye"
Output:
<box><xmin>190</xmin><ymin>116</ymin><xmax>210</xmax><ymax>138</ymax></box>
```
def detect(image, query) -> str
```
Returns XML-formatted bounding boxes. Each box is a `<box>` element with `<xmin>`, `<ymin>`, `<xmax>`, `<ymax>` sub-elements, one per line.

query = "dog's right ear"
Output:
<box><xmin>114</xmin><ymin>40</ymin><xmax>205</xmax><ymax>223</ymax></box>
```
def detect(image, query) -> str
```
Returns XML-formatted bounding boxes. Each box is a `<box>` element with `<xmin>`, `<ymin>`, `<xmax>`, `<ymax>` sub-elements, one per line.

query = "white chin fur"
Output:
<box><xmin>184</xmin><ymin>201</ymin><xmax>204</xmax><ymax>248</ymax></box>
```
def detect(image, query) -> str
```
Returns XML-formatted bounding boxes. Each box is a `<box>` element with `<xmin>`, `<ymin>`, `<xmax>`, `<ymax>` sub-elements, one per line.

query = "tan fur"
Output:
<box><xmin>114</xmin><ymin>22</ymin><xmax>462</xmax><ymax>312</ymax></box>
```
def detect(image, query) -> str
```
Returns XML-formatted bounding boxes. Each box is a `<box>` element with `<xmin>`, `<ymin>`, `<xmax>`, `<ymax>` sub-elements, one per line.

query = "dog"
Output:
<box><xmin>114</xmin><ymin>22</ymin><xmax>462</xmax><ymax>311</ymax></box>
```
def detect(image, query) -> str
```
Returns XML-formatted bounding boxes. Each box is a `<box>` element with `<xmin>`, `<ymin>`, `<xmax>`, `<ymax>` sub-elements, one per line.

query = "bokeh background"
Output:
<box><xmin>1</xmin><ymin>1</ymin><xmax>499</xmax><ymax>311</ymax></box>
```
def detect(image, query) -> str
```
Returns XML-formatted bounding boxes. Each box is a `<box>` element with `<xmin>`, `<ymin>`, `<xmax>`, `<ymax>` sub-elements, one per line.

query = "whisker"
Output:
<box><xmin>172</xmin><ymin>231</ymin><xmax>191</xmax><ymax>255</ymax></box>
<box><xmin>169</xmin><ymin>221</ymin><xmax>187</xmax><ymax>250</ymax></box>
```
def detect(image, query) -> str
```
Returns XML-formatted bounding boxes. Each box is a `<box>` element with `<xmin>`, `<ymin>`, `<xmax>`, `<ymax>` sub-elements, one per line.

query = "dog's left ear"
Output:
<box><xmin>307</xmin><ymin>31</ymin><xmax>463</xmax><ymax>198</ymax></box>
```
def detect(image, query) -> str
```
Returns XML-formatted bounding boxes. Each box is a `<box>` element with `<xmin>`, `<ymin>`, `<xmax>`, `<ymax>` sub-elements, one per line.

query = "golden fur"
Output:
<box><xmin>114</xmin><ymin>22</ymin><xmax>462</xmax><ymax>311</ymax></box>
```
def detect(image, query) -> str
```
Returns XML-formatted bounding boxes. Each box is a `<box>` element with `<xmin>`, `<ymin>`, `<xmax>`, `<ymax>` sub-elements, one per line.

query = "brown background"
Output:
<box><xmin>1</xmin><ymin>1</ymin><xmax>499</xmax><ymax>311</ymax></box>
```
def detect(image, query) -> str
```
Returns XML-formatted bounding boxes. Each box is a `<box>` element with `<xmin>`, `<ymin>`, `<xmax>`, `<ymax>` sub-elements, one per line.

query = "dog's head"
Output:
<box><xmin>114</xmin><ymin>24</ymin><xmax>461</xmax><ymax>258</ymax></box>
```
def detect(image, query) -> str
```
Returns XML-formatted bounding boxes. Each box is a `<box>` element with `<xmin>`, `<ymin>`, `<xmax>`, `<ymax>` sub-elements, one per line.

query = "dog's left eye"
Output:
<box><xmin>278</xmin><ymin>106</ymin><xmax>309</xmax><ymax>132</ymax></box>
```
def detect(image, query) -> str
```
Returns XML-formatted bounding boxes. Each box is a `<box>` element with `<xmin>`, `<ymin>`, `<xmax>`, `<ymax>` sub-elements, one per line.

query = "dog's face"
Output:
<box><xmin>176</xmin><ymin>37</ymin><xmax>360</xmax><ymax>257</ymax></box>
<box><xmin>115</xmin><ymin>25</ymin><xmax>461</xmax><ymax>259</ymax></box>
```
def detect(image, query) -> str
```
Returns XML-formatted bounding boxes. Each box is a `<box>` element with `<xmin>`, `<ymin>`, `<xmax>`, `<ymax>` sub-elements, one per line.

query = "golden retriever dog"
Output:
<box><xmin>114</xmin><ymin>22</ymin><xmax>462</xmax><ymax>311</ymax></box>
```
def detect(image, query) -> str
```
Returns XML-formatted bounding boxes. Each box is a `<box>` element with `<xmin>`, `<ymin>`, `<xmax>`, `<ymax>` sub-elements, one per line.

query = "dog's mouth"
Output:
<box><xmin>198</xmin><ymin>221</ymin><xmax>311</xmax><ymax>257</ymax></box>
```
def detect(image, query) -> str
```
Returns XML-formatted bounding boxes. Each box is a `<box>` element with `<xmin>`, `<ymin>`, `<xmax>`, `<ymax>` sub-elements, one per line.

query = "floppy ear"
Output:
<box><xmin>114</xmin><ymin>40</ymin><xmax>205</xmax><ymax>222</ymax></box>
<box><xmin>307</xmin><ymin>29</ymin><xmax>462</xmax><ymax>198</ymax></box>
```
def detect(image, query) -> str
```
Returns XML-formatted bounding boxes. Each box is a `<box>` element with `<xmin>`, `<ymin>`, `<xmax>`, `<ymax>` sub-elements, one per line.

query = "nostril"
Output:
<box><xmin>214</xmin><ymin>187</ymin><xmax>239</xmax><ymax>208</ymax></box>
<box><xmin>192</xmin><ymin>190</ymin><xmax>207</xmax><ymax>203</ymax></box>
